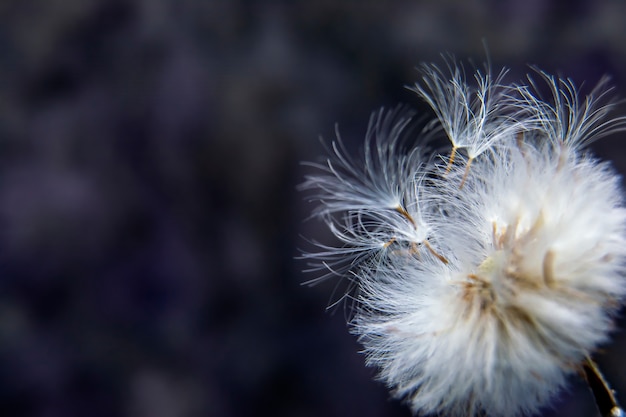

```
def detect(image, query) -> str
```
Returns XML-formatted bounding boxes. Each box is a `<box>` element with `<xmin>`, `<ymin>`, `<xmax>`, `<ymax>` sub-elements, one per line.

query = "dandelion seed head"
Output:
<box><xmin>301</xmin><ymin>59</ymin><xmax>626</xmax><ymax>417</ymax></box>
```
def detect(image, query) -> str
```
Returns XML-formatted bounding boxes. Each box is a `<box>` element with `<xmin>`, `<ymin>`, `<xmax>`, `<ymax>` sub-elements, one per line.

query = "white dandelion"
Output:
<box><xmin>301</xmin><ymin>60</ymin><xmax>626</xmax><ymax>417</ymax></box>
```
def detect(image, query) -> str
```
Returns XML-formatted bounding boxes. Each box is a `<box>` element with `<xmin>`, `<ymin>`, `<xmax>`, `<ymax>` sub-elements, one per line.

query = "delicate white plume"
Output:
<box><xmin>301</xmin><ymin>60</ymin><xmax>626</xmax><ymax>417</ymax></box>
<box><xmin>409</xmin><ymin>60</ymin><xmax>539</xmax><ymax>159</ymax></box>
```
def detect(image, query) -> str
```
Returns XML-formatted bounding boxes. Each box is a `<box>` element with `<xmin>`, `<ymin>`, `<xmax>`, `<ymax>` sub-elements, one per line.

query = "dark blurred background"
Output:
<box><xmin>1</xmin><ymin>1</ymin><xmax>626</xmax><ymax>416</ymax></box>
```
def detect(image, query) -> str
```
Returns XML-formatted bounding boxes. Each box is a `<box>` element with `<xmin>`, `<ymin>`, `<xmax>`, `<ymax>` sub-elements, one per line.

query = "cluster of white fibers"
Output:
<box><xmin>300</xmin><ymin>60</ymin><xmax>626</xmax><ymax>417</ymax></box>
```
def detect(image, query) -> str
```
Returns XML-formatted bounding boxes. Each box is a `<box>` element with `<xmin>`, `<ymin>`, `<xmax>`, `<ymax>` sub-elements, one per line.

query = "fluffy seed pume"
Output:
<box><xmin>301</xmin><ymin>60</ymin><xmax>626</xmax><ymax>417</ymax></box>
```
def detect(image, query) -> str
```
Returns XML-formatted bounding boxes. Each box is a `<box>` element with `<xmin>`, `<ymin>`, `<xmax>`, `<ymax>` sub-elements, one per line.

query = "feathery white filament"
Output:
<box><xmin>301</xmin><ymin>60</ymin><xmax>626</xmax><ymax>417</ymax></box>
<box><xmin>301</xmin><ymin>107</ymin><xmax>438</xmax><ymax>282</ymax></box>
<box><xmin>520</xmin><ymin>71</ymin><xmax>626</xmax><ymax>147</ymax></box>
<box><xmin>409</xmin><ymin>59</ymin><xmax>539</xmax><ymax>159</ymax></box>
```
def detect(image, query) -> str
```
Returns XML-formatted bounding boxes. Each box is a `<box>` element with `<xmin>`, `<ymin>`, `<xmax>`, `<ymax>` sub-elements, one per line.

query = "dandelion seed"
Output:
<box><xmin>408</xmin><ymin>57</ymin><xmax>539</xmax><ymax>159</ymax></box>
<box><xmin>301</xmin><ymin>59</ymin><xmax>626</xmax><ymax>417</ymax></box>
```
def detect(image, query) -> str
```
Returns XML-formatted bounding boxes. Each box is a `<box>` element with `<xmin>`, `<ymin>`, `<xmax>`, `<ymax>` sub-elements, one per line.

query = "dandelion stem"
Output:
<box><xmin>516</xmin><ymin>131</ymin><xmax>524</xmax><ymax>150</ymax></box>
<box><xmin>459</xmin><ymin>157</ymin><xmax>473</xmax><ymax>190</ymax></box>
<box><xmin>423</xmin><ymin>240</ymin><xmax>448</xmax><ymax>264</ymax></box>
<box><xmin>583</xmin><ymin>356</ymin><xmax>624</xmax><ymax>417</ymax></box>
<box><xmin>445</xmin><ymin>146</ymin><xmax>457</xmax><ymax>174</ymax></box>
<box><xmin>395</xmin><ymin>205</ymin><xmax>416</xmax><ymax>227</ymax></box>
<box><xmin>542</xmin><ymin>250</ymin><xmax>555</xmax><ymax>287</ymax></box>
<box><xmin>383</xmin><ymin>237</ymin><xmax>397</xmax><ymax>248</ymax></box>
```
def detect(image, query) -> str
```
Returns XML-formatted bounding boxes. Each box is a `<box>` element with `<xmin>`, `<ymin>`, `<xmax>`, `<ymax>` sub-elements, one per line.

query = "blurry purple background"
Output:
<box><xmin>1</xmin><ymin>1</ymin><xmax>626</xmax><ymax>416</ymax></box>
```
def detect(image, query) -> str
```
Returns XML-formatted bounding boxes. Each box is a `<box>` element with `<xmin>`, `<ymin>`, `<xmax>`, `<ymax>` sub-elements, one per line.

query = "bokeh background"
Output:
<box><xmin>1</xmin><ymin>1</ymin><xmax>626</xmax><ymax>416</ymax></box>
